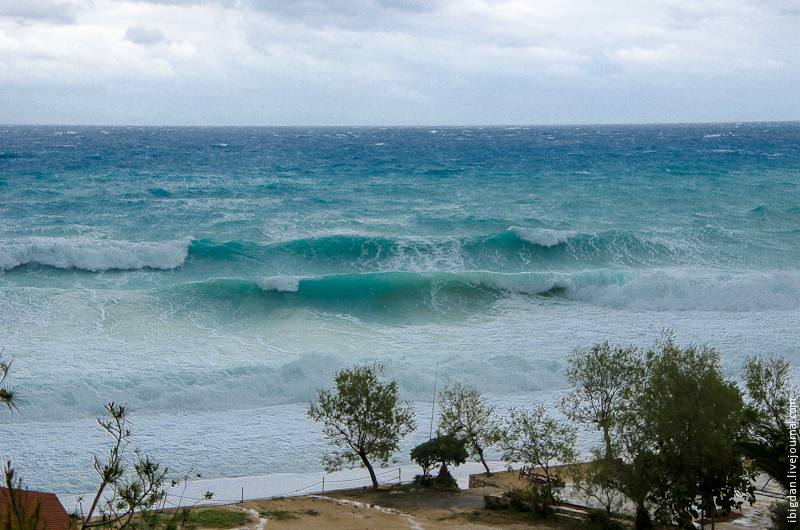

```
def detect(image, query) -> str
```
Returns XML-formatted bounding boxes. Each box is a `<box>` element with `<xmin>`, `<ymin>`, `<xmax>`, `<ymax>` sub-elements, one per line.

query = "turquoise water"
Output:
<box><xmin>1</xmin><ymin>123</ymin><xmax>799</xmax><ymax>496</ymax></box>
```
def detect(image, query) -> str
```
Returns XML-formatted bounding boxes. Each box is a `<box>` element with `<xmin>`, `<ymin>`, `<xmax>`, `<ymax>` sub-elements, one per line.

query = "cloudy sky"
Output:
<box><xmin>1</xmin><ymin>0</ymin><xmax>799</xmax><ymax>125</ymax></box>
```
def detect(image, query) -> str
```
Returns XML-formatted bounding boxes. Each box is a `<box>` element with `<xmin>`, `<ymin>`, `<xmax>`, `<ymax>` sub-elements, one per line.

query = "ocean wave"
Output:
<box><xmin>256</xmin><ymin>276</ymin><xmax>302</xmax><ymax>292</ymax></box>
<box><xmin>508</xmin><ymin>226</ymin><xmax>577</xmax><ymax>247</ymax></box>
<box><xmin>0</xmin><ymin>237</ymin><xmax>191</xmax><ymax>271</ymax></box>
<box><xmin>174</xmin><ymin>269</ymin><xmax>800</xmax><ymax>315</ymax></box>
<box><xmin>569</xmin><ymin>270</ymin><xmax>800</xmax><ymax>312</ymax></box>
<box><xmin>186</xmin><ymin>228</ymin><xmax>681</xmax><ymax>273</ymax></box>
<box><xmin>170</xmin><ymin>270</ymin><xmax>629</xmax><ymax>320</ymax></box>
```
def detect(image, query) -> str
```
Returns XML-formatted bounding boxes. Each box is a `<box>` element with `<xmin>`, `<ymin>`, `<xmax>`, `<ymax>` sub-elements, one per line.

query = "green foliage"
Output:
<box><xmin>307</xmin><ymin>362</ymin><xmax>416</xmax><ymax>489</ymax></box>
<box><xmin>739</xmin><ymin>425</ymin><xmax>796</xmax><ymax>493</ymax></box>
<box><xmin>483</xmin><ymin>485</ymin><xmax>555</xmax><ymax>516</ymax></box>
<box><xmin>482</xmin><ymin>493</ymin><xmax>501</xmax><ymax>510</ymax></box>
<box><xmin>506</xmin><ymin>487</ymin><xmax>534</xmax><ymax>513</ymax></box>
<box><xmin>636</xmin><ymin>335</ymin><xmax>755</xmax><ymax>528</ymax></box>
<box><xmin>79</xmin><ymin>403</ymin><xmax>173</xmax><ymax>530</ymax></box>
<box><xmin>497</xmin><ymin>404</ymin><xmax>577</xmax><ymax>486</ymax></box>
<box><xmin>437</xmin><ymin>383</ymin><xmax>498</xmax><ymax>475</ymax></box>
<box><xmin>740</xmin><ymin>354</ymin><xmax>799</xmax><ymax>497</ymax></box>
<box><xmin>2</xmin><ymin>354</ymin><xmax>209</xmax><ymax>530</ymax></box>
<box><xmin>568</xmin><ymin>459</ymin><xmax>625</xmax><ymax>515</ymax></box>
<box><xmin>744</xmin><ymin>355</ymin><xmax>795</xmax><ymax>433</ymax></box>
<box><xmin>258</xmin><ymin>510</ymin><xmax>297</xmax><ymax>521</ymax></box>
<box><xmin>559</xmin><ymin>343</ymin><xmax>642</xmax><ymax>460</ymax></box>
<box><xmin>183</xmin><ymin>510</ymin><xmax>247</xmax><ymax>527</ymax></box>
<box><xmin>566</xmin><ymin>333</ymin><xmax>759</xmax><ymax>529</ymax></box>
<box><xmin>768</xmin><ymin>501</ymin><xmax>799</xmax><ymax>530</ymax></box>
<box><xmin>410</xmin><ymin>433</ymin><xmax>468</xmax><ymax>481</ymax></box>
<box><xmin>412</xmin><ymin>474</ymin><xmax>433</xmax><ymax>487</ymax></box>
<box><xmin>585</xmin><ymin>509</ymin><xmax>625</xmax><ymax>530</ymax></box>
<box><xmin>0</xmin><ymin>349</ymin><xmax>18</xmax><ymax>415</ymax></box>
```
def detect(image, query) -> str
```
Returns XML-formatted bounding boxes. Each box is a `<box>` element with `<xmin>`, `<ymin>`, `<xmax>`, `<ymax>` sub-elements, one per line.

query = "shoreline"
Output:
<box><xmin>137</xmin><ymin>466</ymin><xmax>780</xmax><ymax>530</ymax></box>
<box><xmin>59</xmin><ymin>462</ymin><xmax>507</xmax><ymax>515</ymax></box>
<box><xmin>64</xmin><ymin>464</ymin><xmax>779</xmax><ymax>529</ymax></box>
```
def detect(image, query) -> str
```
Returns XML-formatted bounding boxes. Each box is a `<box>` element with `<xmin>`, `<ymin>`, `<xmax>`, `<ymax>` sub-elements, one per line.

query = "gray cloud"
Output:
<box><xmin>130</xmin><ymin>0</ymin><xmax>442</xmax><ymax>30</ymax></box>
<box><xmin>0</xmin><ymin>0</ymin><xmax>79</xmax><ymax>25</ymax></box>
<box><xmin>124</xmin><ymin>25</ymin><xmax>169</xmax><ymax>46</ymax></box>
<box><xmin>242</xmin><ymin>0</ymin><xmax>439</xmax><ymax>30</ymax></box>
<box><xmin>1</xmin><ymin>0</ymin><xmax>799</xmax><ymax>125</ymax></box>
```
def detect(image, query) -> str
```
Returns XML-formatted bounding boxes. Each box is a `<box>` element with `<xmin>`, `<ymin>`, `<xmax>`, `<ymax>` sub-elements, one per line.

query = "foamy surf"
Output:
<box><xmin>0</xmin><ymin>236</ymin><xmax>192</xmax><ymax>271</ymax></box>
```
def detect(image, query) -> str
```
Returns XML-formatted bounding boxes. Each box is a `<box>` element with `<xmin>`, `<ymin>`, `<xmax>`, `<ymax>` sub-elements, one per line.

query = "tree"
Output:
<box><xmin>740</xmin><ymin>355</ymin><xmax>798</xmax><ymax>529</ymax></box>
<box><xmin>565</xmin><ymin>335</ymin><xmax>759</xmax><ymax>529</ymax></box>
<box><xmin>559</xmin><ymin>342</ymin><xmax>641</xmax><ymax>460</ymax></box>
<box><xmin>559</xmin><ymin>341</ymin><xmax>652</xmax><ymax>527</ymax></box>
<box><xmin>437</xmin><ymin>382</ymin><xmax>497</xmax><ymax>475</ymax></box>
<box><xmin>496</xmin><ymin>404</ymin><xmax>576</xmax><ymax>486</ymax></box>
<box><xmin>1</xmin><ymin>349</ymin><xmax>18</xmax><ymax>414</ymax></box>
<box><xmin>637</xmin><ymin>336</ymin><xmax>755</xmax><ymax>529</ymax></box>
<box><xmin>307</xmin><ymin>362</ymin><xmax>416</xmax><ymax>489</ymax></box>
<box><xmin>410</xmin><ymin>433</ymin><xmax>468</xmax><ymax>484</ymax></box>
<box><xmin>743</xmin><ymin>355</ymin><xmax>795</xmax><ymax>434</ymax></box>
<box><xmin>79</xmin><ymin>403</ymin><xmax>169</xmax><ymax>530</ymax></box>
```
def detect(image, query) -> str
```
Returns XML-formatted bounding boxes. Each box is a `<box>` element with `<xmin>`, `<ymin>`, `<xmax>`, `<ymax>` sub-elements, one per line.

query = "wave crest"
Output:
<box><xmin>177</xmin><ymin>269</ymin><xmax>800</xmax><ymax>316</ymax></box>
<box><xmin>509</xmin><ymin>227</ymin><xmax>577</xmax><ymax>247</ymax></box>
<box><xmin>0</xmin><ymin>237</ymin><xmax>191</xmax><ymax>271</ymax></box>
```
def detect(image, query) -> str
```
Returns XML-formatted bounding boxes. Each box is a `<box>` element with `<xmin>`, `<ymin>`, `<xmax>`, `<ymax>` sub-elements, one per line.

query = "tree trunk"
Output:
<box><xmin>602</xmin><ymin>424</ymin><xmax>613</xmax><ymax>460</ymax></box>
<box><xmin>635</xmin><ymin>503</ymin><xmax>652</xmax><ymax>529</ymax></box>
<box><xmin>476</xmin><ymin>445</ymin><xmax>492</xmax><ymax>476</ymax></box>
<box><xmin>360</xmin><ymin>452</ymin><xmax>379</xmax><ymax>489</ymax></box>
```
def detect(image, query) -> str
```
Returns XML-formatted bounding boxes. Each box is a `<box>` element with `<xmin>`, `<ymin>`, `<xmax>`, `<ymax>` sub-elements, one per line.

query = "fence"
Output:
<box><xmin>159</xmin><ymin>467</ymin><xmax>411</xmax><ymax>509</ymax></box>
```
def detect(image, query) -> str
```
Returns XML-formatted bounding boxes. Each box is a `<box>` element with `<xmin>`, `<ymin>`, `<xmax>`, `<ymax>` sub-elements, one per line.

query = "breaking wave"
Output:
<box><xmin>0</xmin><ymin>237</ymin><xmax>191</xmax><ymax>271</ymax></box>
<box><xmin>172</xmin><ymin>269</ymin><xmax>800</xmax><ymax>314</ymax></box>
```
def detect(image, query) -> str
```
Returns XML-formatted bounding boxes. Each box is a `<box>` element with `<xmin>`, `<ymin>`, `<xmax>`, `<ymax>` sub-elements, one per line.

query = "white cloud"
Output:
<box><xmin>613</xmin><ymin>44</ymin><xmax>680</xmax><ymax>65</ymax></box>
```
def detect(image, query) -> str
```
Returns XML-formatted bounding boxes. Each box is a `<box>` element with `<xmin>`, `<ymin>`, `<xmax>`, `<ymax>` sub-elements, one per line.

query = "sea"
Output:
<box><xmin>1</xmin><ymin>123</ymin><xmax>799</xmax><ymax>506</ymax></box>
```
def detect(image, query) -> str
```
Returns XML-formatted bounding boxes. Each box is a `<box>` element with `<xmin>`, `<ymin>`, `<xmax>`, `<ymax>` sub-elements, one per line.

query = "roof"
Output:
<box><xmin>0</xmin><ymin>487</ymin><xmax>71</xmax><ymax>530</ymax></box>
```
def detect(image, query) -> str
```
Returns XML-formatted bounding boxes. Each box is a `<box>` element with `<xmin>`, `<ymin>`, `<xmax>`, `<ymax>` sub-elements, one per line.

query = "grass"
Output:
<box><xmin>259</xmin><ymin>510</ymin><xmax>298</xmax><ymax>521</ymax></box>
<box><xmin>184</xmin><ymin>509</ymin><xmax>249</xmax><ymax>528</ymax></box>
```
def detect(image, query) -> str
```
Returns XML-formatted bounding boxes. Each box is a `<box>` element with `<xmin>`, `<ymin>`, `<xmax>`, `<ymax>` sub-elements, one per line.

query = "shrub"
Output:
<box><xmin>586</xmin><ymin>509</ymin><xmax>626</xmax><ymax>530</ymax></box>
<box><xmin>768</xmin><ymin>501</ymin><xmax>798</xmax><ymax>530</ymax></box>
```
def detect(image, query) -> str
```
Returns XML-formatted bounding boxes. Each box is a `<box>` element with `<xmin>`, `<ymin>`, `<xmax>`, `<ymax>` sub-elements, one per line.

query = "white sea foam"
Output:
<box><xmin>510</xmin><ymin>227</ymin><xmax>577</xmax><ymax>247</ymax></box>
<box><xmin>0</xmin><ymin>237</ymin><xmax>192</xmax><ymax>271</ymax></box>
<box><xmin>256</xmin><ymin>276</ymin><xmax>302</xmax><ymax>292</ymax></box>
<box><xmin>571</xmin><ymin>270</ymin><xmax>800</xmax><ymax>312</ymax></box>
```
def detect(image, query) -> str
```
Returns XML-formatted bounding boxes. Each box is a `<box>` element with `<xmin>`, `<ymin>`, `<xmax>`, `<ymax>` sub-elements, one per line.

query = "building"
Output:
<box><xmin>0</xmin><ymin>487</ymin><xmax>71</xmax><ymax>530</ymax></box>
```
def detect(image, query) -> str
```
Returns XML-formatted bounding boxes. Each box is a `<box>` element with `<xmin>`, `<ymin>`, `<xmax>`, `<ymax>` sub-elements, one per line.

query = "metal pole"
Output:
<box><xmin>429</xmin><ymin>363</ymin><xmax>439</xmax><ymax>439</ymax></box>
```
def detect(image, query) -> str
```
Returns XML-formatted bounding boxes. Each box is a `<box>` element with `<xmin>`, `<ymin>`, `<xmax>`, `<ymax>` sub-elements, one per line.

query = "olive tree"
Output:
<box><xmin>559</xmin><ymin>342</ymin><xmax>641</xmax><ymax>460</ymax></box>
<box><xmin>437</xmin><ymin>382</ymin><xmax>497</xmax><ymax>475</ymax></box>
<box><xmin>497</xmin><ymin>404</ymin><xmax>577</xmax><ymax>486</ymax></box>
<box><xmin>308</xmin><ymin>362</ymin><xmax>416</xmax><ymax>489</ymax></box>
